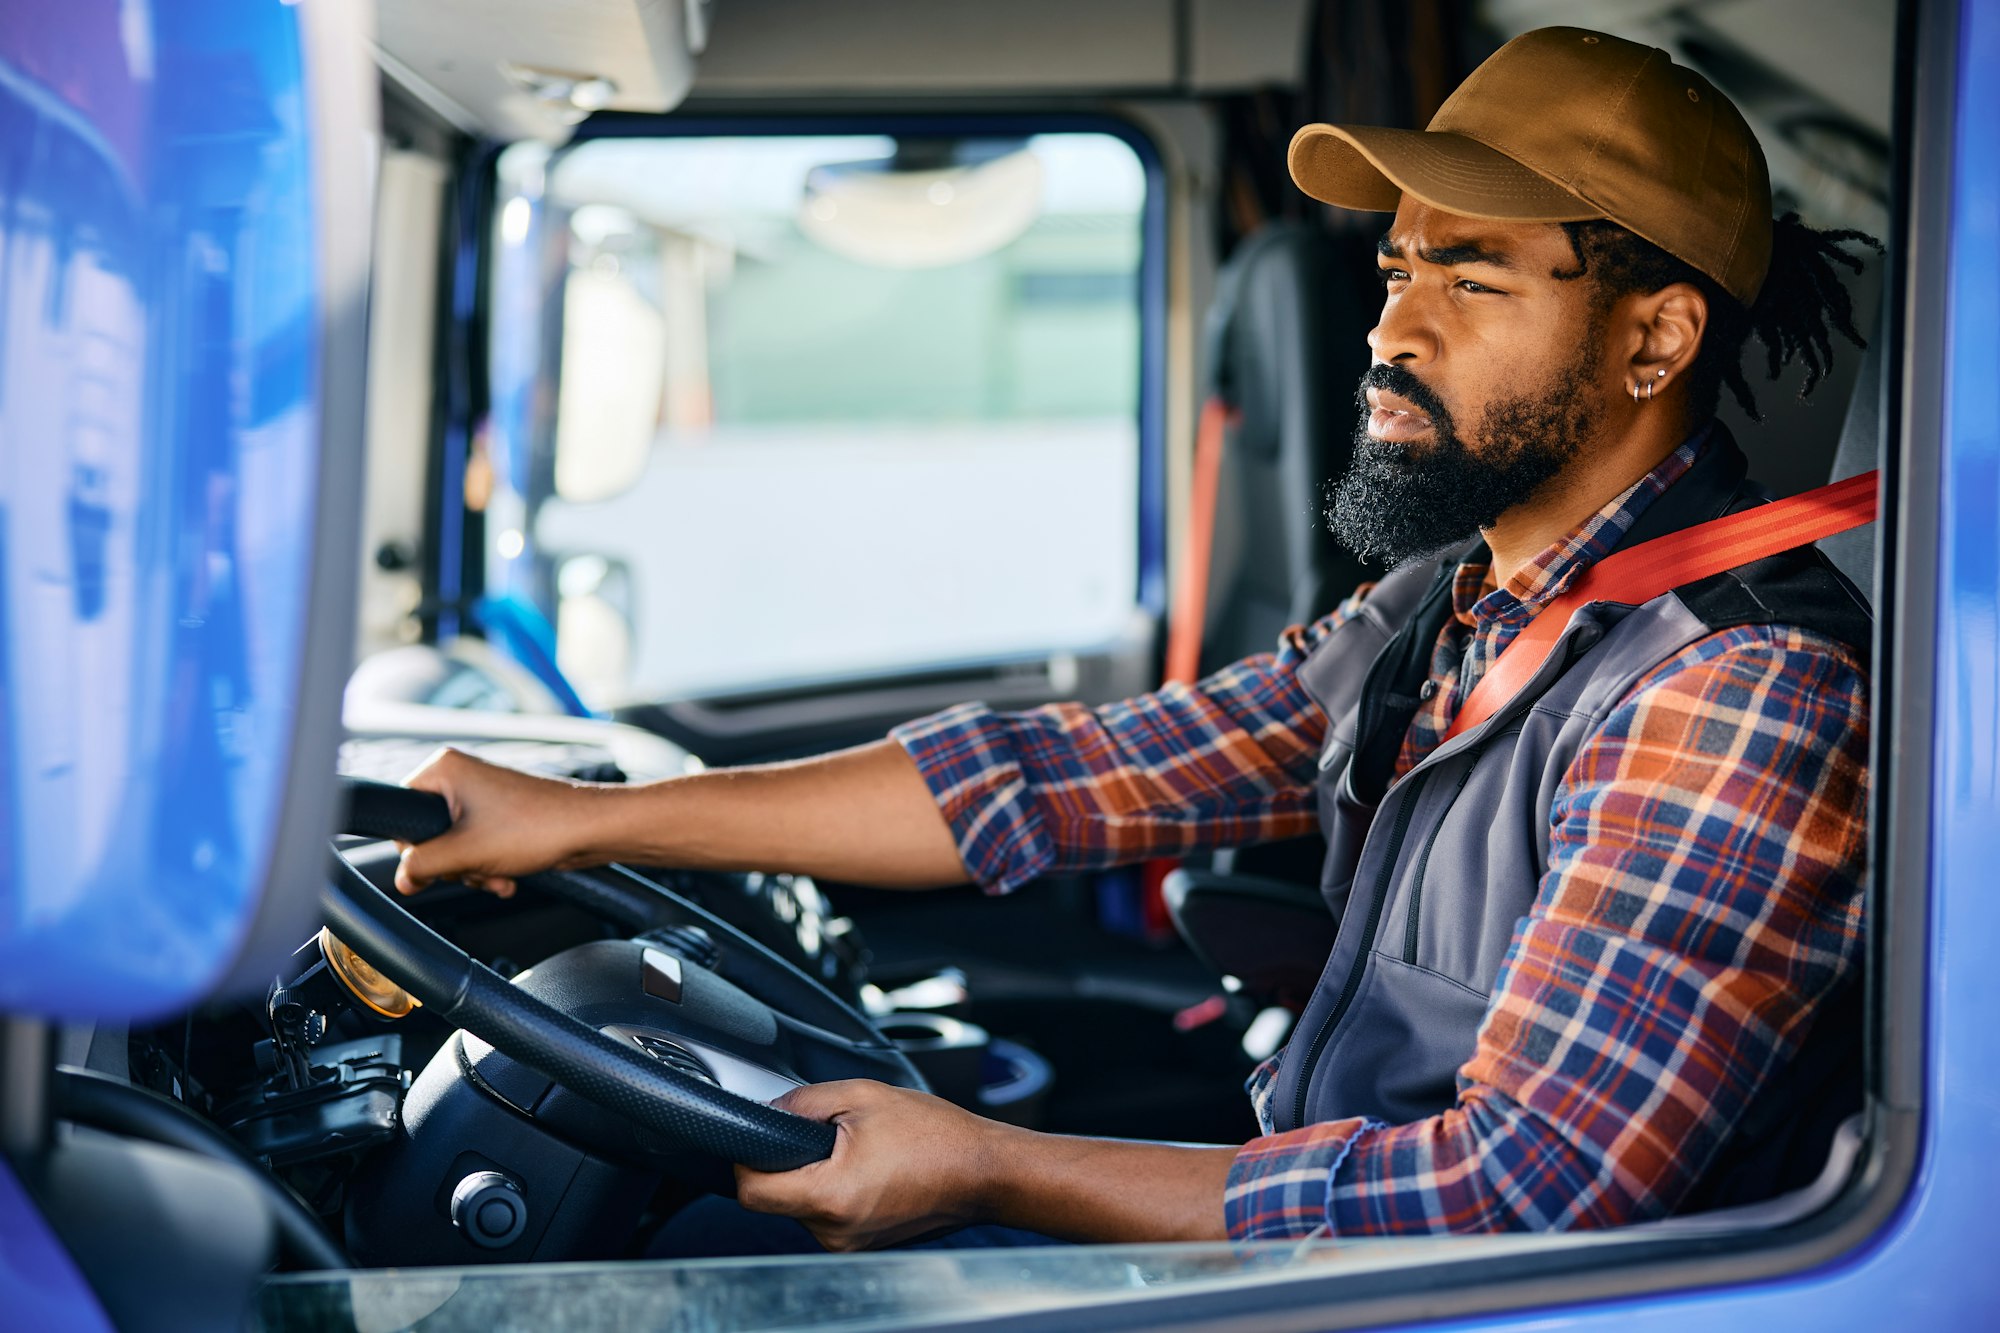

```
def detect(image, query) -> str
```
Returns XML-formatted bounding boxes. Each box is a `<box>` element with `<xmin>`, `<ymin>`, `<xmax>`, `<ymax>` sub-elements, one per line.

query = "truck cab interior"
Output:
<box><xmin>2</xmin><ymin>0</ymin><xmax>1954</xmax><ymax>1330</ymax></box>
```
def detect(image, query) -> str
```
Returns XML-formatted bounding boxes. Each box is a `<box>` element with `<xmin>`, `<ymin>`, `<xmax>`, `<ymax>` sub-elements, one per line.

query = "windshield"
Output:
<box><xmin>483</xmin><ymin>130</ymin><xmax>1151</xmax><ymax>706</ymax></box>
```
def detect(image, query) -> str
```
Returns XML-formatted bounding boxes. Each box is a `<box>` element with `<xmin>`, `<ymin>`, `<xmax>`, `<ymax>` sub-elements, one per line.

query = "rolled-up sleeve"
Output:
<box><xmin>1224</xmin><ymin>1115</ymin><xmax>1384</xmax><ymax>1240</ymax></box>
<box><xmin>890</xmin><ymin>602</ymin><xmax>1360</xmax><ymax>893</ymax></box>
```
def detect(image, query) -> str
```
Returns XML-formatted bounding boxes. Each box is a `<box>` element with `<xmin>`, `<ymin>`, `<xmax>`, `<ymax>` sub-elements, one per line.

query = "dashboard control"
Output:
<box><xmin>450</xmin><ymin>1169</ymin><xmax>528</xmax><ymax>1249</ymax></box>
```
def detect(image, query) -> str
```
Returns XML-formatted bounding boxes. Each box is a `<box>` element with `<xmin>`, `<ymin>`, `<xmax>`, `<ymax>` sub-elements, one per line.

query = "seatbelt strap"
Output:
<box><xmin>1142</xmin><ymin>395</ymin><xmax>1238</xmax><ymax>942</ymax></box>
<box><xmin>1440</xmin><ymin>469</ymin><xmax>1879</xmax><ymax>742</ymax></box>
<box><xmin>1165</xmin><ymin>396</ymin><xmax>1238</xmax><ymax>683</ymax></box>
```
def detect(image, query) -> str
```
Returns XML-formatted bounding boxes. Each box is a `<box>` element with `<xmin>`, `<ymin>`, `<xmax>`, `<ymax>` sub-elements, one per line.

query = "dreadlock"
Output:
<box><xmin>1551</xmin><ymin>213</ymin><xmax>1883</xmax><ymax>423</ymax></box>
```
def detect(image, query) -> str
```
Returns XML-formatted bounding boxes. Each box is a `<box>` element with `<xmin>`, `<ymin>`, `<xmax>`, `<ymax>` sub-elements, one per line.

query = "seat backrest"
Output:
<box><xmin>1818</xmin><ymin>301</ymin><xmax>1888</xmax><ymax>593</ymax></box>
<box><xmin>1197</xmin><ymin>224</ymin><xmax>1380</xmax><ymax>674</ymax></box>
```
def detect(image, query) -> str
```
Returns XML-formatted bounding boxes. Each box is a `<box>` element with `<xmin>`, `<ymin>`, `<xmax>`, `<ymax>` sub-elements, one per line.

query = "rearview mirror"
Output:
<box><xmin>798</xmin><ymin>148</ymin><xmax>1044</xmax><ymax>269</ymax></box>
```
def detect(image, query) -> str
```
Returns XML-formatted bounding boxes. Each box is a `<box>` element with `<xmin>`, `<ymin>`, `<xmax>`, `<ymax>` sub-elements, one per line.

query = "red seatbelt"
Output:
<box><xmin>1441</xmin><ymin>469</ymin><xmax>1880</xmax><ymax>743</ymax></box>
<box><xmin>1164</xmin><ymin>397</ymin><xmax>1238</xmax><ymax>684</ymax></box>
<box><xmin>1139</xmin><ymin>396</ymin><xmax>1238</xmax><ymax>941</ymax></box>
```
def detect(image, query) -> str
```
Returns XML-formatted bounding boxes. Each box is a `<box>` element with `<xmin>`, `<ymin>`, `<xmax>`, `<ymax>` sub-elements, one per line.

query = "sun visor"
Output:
<box><xmin>0</xmin><ymin>0</ymin><xmax>374</xmax><ymax>1022</ymax></box>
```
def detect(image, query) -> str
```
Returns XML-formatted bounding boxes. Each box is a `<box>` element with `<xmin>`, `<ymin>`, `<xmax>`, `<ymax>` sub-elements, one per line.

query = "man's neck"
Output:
<box><xmin>1481</xmin><ymin>418</ymin><xmax>1694</xmax><ymax>586</ymax></box>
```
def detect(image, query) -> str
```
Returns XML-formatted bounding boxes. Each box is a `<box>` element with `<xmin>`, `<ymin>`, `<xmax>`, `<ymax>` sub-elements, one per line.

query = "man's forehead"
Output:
<box><xmin>1377</xmin><ymin>209</ymin><xmax>1575</xmax><ymax>266</ymax></box>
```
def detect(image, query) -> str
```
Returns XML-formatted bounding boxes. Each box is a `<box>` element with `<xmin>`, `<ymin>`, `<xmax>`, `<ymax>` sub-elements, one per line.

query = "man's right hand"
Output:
<box><xmin>393</xmin><ymin>747</ymin><xmax>605</xmax><ymax>898</ymax></box>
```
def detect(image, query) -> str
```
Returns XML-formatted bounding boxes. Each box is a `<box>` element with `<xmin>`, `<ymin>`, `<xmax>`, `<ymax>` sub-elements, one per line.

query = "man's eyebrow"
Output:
<box><xmin>1374</xmin><ymin>234</ymin><xmax>1520</xmax><ymax>271</ymax></box>
<box><xmin>1422</xmin><ymin>242</ymin><xmax>1519</xmax><ymax>270</ymax></box>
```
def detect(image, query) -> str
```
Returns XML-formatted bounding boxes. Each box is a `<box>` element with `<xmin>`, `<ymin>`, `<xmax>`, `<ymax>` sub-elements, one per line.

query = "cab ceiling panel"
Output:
<box><xmin>1482</xmin><ymin>0</ymin><xmax>1892</xmax><ymax>135</ymax></box>
<box><xmin>689</xmin><ymin>0</ymin><xmax>1310</xmax><ymax>96</ymax></box>
<box><xmin>692</xmin><ymin>0</ymin><xmax>1173</xmax><ymax>95</ymax></box>
<box><xmin>376</xmin><ymin>0</ymin><xmax>703</xmax><ymax>138</ymax></box>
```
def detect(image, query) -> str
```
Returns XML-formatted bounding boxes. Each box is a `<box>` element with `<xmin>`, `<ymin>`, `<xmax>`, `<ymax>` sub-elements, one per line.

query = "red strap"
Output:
<box><xmin>1441</xmin><ymin>469</ymin><xmax>1879</xmax><ymax>742</ymax></box>
<box><xmin>1165</xmin><ymin>397</ymin><xmax>1237</xmax><ymax>684</ymax></box>
<box><xmin>1144</xmin><ymin>396</ymin><xmax>1237</xmax><ymax>943</ymax></box>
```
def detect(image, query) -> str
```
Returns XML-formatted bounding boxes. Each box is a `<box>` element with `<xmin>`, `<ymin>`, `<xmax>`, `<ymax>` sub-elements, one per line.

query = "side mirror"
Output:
<box><xmin>552</xmin><ymin>258</ymin><xmax>663</xmax><ymax>504</ymax></box>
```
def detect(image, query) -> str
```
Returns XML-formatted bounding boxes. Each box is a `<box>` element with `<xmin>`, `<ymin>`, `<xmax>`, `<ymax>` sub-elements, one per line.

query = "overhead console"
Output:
<box><xmin>374</xmin><ymin>0</ymin><xmax>713</xmax><ymax>140</ymax></box>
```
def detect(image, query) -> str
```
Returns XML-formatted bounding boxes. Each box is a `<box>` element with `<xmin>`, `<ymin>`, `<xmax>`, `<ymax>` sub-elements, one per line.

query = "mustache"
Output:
<box><xmin>1355</xmin><ymin>363</ymin><xmax>1453</xmax><ymax>430</ymax></box>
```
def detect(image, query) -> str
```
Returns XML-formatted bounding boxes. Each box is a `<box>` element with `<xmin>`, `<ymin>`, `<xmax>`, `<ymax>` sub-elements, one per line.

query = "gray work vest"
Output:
<box><xmin>1270</xmin><ymin>431</ymin><xmax>1871</xmax><ymax>1207</ymax></box>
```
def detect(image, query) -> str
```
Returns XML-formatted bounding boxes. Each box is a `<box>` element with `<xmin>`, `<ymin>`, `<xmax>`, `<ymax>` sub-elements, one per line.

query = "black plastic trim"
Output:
<box><xmin>50</xmin><ymin>1068</ymin><xmax>346</xmax><ymax>1271</ymax></box>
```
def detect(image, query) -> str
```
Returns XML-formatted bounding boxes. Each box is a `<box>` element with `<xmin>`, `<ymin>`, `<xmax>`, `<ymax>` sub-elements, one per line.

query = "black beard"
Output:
<box><xmin>1326</xmin><ymin>360</ymin><xmax>1599</xmax><ymax>569</ymax></box>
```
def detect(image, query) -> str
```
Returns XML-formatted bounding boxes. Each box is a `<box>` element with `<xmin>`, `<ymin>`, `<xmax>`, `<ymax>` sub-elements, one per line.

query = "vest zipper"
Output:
<box><xmin>1290</xmin><ymin>765</ymin><xmax>1435</xmax><ymax>1131</ymax></box>
<box><xmin>1402</xmin><ymin>741</ymin><xmax>1487</xmax><ymax>965</ymax></box>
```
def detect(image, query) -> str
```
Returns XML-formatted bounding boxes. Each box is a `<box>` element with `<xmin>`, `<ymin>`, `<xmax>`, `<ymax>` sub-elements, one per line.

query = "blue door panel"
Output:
<box><xmin>0</xmin><ymin>1158</ymin><xmax>110</xmax><ymax>1332</ymax></box>
<box><xmin>0</xmin><ymin>0</ymin><xmax>322</xmax><ymax>1020</ymax></box>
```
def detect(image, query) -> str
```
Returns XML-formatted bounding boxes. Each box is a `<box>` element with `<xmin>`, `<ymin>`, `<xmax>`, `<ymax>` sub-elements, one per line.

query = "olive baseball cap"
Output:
<box><xmin>1288</xmin><ymin>26</ymin><xmax>1772</xmax><ymax>305</ymax></box>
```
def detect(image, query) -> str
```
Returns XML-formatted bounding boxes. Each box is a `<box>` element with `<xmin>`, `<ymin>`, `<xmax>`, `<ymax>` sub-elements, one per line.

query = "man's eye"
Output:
<box><xmin>1456</xmin><ymin>279</ymin><xmax>1501</xmax><ymax>294</ymax></box>
<box><xmin>1374</xmin><ymin>268</ymin><xmax>1407</xmax><ymax>286</ymax></box>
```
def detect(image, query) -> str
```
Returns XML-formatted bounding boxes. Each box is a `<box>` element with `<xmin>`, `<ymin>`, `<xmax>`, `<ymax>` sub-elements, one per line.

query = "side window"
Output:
<box><xmin>485</xmin><ymin>129</ymin><xmax>1154</xmax><ymax>705</ymax></box>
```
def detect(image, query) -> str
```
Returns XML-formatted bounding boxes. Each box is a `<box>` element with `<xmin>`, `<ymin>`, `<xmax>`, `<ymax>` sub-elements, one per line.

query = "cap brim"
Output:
<box><xmin>1289</xmin><ymin>123</ymin><xmax>1603</xmax><ymax>222</ymax></box>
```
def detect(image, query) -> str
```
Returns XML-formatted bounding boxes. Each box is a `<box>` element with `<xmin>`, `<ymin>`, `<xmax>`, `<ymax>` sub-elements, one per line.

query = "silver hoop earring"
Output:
<box><xmin>1646</xmin><ymin>379</ymin><xmax>1655</xmax><ymax>401</ymax></box>
<box><xmin>1631</xmin><ymin>382</ymin><xmax>1641</xmax><ymax>402</ymax></box>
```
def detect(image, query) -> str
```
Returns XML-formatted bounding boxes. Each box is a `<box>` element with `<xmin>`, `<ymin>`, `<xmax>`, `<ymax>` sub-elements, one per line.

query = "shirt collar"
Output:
<box><xmin>1452</xmin><ymin>425</ymin><xmax>1713</xmax><ymax>628</ymax></box>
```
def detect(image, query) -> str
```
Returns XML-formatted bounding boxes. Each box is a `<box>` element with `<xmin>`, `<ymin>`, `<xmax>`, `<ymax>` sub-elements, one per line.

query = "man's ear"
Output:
<box><xmin>1625</xmin><ymin>281</ymin><xmax>1708</xmax><ymax>393</ymax></box>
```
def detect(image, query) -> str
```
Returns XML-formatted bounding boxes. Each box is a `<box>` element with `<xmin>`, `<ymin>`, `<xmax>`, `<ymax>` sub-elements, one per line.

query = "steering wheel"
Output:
<box><xmin>324</xmin><ymin>777</ymin><xmax>924</xmax><ymax>1173</ymax></box>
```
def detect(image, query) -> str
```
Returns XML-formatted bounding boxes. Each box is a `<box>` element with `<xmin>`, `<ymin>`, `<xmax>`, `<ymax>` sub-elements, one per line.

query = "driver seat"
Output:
<box><xmin>1162</xmin><ymin>222</ymin><xmax>1379</xmax><ymax>993</ymax></box>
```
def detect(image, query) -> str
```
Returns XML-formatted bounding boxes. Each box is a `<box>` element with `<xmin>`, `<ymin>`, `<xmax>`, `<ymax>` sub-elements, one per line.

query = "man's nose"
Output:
<box><xmin>1366</xmin><ymin>289</ymin><xmax>1439</xmax><ymax>366</ymax></box>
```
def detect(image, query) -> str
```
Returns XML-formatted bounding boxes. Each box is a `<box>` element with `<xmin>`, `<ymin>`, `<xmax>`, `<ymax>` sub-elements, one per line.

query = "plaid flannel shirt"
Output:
<box><xmin>892</xmin><ymin>436</ymin><xmax>1870</xmax><ymax>1238</ymax></box>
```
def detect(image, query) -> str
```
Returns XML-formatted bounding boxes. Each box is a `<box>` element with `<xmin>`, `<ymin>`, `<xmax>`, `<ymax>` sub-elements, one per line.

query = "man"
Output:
<box><xmin>395</xmin><ymin>27</ymin><xmax>1877</xmax><ymax>1248</ymax></box>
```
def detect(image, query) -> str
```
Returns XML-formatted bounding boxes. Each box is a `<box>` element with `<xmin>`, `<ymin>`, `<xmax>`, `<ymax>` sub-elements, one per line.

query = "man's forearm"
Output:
<box><xmin>976</xmin><ymin>1127</ymin><xmax>1237</xmax><ymax>1243</ymax></box>
<box><xmin>734</xmin><ymin>1081</ymin><xmax>1239</xmax><ymax>1249</ymax></box>
<box><xmin>581</xmin><ymin>738</ymin><xmax>973</xmax><ymax>888</ymax></box>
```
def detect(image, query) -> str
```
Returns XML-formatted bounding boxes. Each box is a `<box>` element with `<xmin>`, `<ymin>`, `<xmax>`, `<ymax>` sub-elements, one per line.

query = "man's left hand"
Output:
<box><xmin>734</xmin><ymin>1080</ymin><xmax>1012</xmax><ymax>1251</ymax></box>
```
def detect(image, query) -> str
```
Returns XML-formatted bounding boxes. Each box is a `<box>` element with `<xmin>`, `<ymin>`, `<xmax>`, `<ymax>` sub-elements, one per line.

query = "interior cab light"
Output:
<box><xmin>498</xmin><ymin>62</ymin><xmax>619</xmax><ymax>115</ymax></box>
